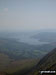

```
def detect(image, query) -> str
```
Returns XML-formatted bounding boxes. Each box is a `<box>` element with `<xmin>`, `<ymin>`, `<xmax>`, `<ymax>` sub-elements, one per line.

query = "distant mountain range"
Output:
<box><xmin>32</xmin><ymin>32</ymin><xmax>56</xmax><ymax>42</ymax></box>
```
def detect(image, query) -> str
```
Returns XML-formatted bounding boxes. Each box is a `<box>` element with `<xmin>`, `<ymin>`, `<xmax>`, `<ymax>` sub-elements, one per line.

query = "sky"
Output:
<box><xmin>0</xmin><ymin>0</ymin><xmax>56</xmax><ymax>31</ymax></box>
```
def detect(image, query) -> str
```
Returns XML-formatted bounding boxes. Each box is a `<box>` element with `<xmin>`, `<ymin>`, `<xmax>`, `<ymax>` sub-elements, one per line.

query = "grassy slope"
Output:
<box><xmin>5</xmin><ymin>59</ymin><xmax>39</xmax><ymax>74</ymax></box>
<box><xmin>0</xmin><ymin>38</ymin><xmax>41</xmax><ymax>74</ymax></box>
<box><xmin>0</xmin><ymin>53</ymin><xmax>11</xmax><ymax>71</ymax></box>
<box><xmin>1</xmin><ymin>38</ymin><xmax>55</xmax><ymax>75</ymax></box>
<box><xmin>27</xmin><ymin>48</ymin><xmax>56</xmax><ymax>75</ymax></box>
<box><xmin>0</xmin><ymin>53</ymin><xmax>40</xmax><ymax>74</ymax></box>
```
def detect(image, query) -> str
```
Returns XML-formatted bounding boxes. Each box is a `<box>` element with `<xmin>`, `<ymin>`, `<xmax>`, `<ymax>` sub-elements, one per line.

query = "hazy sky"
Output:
<box><xmin>0</xmin><ymin>0</ymin><xmax>56</xmax><ymax>31</ymax></box>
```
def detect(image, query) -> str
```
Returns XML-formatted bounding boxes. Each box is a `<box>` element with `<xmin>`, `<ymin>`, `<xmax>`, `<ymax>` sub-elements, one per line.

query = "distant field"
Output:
<box><xmin>33</xmin><ymin>50</ymin><xmax>47</xmax><ymax>55</ymax></box>
<box><xmin>0</xmin><ymin>53</ymin><xmax>39</xmax><ymax>74</ymax></box>
<box><xmin>5</xmin><ymin>59</ymin><xmax>39</xmax><ymax>74</ymax></box>
<box><xmin>0</xmin><ymin>53</ymin><xmax>11</xmax><ymax>71</ymax></box>
<box><xmin>0</xmin><ymin>38</ymin><xmax>47</xmax><ymax>61</ymax></box>
<box><xmin>0</xmin><ymin>38</ymin><xmax>52</xmax><ymax>74</ymax></box>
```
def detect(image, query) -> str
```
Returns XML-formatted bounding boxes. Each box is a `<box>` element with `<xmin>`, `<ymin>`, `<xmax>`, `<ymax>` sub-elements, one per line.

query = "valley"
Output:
<box><xmin>0</xmin><ymin>31</ymin><xmax>56</xmax><ymax>75</ymax></box>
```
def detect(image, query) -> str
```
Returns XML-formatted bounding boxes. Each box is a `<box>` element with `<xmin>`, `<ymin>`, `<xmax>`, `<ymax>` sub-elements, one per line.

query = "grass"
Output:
<box><xmin>0</xmin><ymin>53</ymin><xmax>11</xmax><ymax>71</ymax></box>
<box><xmin>0</xmin><ymin>53</ymin><xmax>39</xmax><ymax>74</ymax></box>
<box><xmin>33</xmin><ymin>50</ymin><xmax>47</xmax><ymax>55</ymax></box>
<box><xmin>5</xmin><ymin>59</ymin><xmax>39</xmax><ymax>74</ymax></box>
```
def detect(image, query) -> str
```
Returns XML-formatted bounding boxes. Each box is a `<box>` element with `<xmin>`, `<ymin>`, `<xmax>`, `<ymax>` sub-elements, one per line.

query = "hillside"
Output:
<box><xmin>0</xmin><ymin>38</ymin><xmax>56</xmax><ymax>75</ymax></box>
<box><xmin>0</xmin><ymin>38</ymin><xmax>40</xmax><ymax>74</ymax></box>
<box><xmin>32</xmin><ymin>32</ymin><xmax>56</xmax><ymax>42</ymax></box>
<box><xmin>0</xmin><ymin>38</ymin><xmax>46</xmax><ymax>60</ymax></box>
<box><xmin>27</xmin><ymin>48</ymin><xmax>56</xmax><ymax>75</ymax></box>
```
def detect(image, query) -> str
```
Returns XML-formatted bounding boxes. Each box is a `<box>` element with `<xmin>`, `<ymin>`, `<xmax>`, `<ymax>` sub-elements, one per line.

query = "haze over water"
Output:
<box><xmin>12</xmin><ymin>32</ymin><xmax>49</xmax><ymax>45</ymax></box>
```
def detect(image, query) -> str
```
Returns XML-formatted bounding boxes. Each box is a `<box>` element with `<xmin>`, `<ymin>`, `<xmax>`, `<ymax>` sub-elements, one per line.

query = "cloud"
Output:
<box><xmin>4</xmin><ymin>8</ymin><xmax>8</xmax><ymax>12</ymax></box>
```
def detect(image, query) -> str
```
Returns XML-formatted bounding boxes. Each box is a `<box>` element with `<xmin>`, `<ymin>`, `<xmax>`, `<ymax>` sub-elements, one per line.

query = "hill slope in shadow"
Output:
<box><xmin>1</xmin><ymin>48</ymin><xmax>56</xmax><ymax>75</ymax></box>
<box><xmin>27</xmin><ymin>48</ymin><xmax>56</xmax><ymax>75</ymax></box>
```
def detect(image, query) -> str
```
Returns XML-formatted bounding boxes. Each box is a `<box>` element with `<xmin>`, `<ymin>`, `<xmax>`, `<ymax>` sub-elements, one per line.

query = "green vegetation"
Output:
<box><xmin>28</xmin><ymin>48</ymin><xmax>56</xmax><ymax>75</ymax></box>
<box><xmin>5</xmin><ymin>59</ymin><xmax>38</xmax><ymax>74</ymax></box>
<box><xmin>0</xmin><ymin>53</ymin><xmax>11</xmax><ymax>71</ymax></box>
<box><xmin>0</xmin><ymin>38</ymin><xmax>40</xmax><ymax>74</ymax></box>
<box><xmin>33</xmin><ymin>50</ymin><xmax>47</xmax><ymax>55</ymax></box>
<box><xmin>0</xmin><ymin>38</ymin><xmax>56</xmax><ymax>75</ymax></box>
<box><xmin>0</xmin><ymin>38</ymin><xmax>47</xmax><ymax>60</ymax></box>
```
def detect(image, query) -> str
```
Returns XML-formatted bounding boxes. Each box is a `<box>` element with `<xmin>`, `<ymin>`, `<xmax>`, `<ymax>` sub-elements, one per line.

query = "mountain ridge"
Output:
<box><xmin>26</xmin><ymin>48</ymin><xmax>56</xmax><ymax>75</ymax></box>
